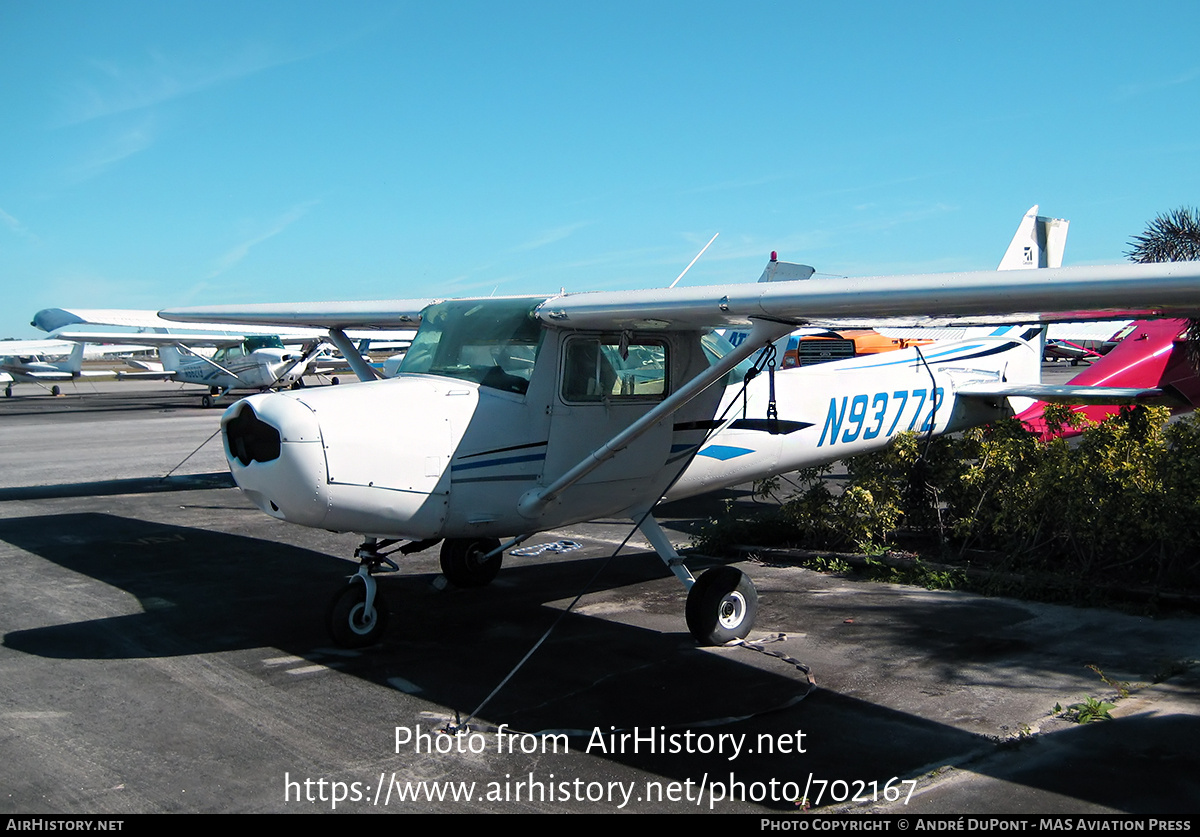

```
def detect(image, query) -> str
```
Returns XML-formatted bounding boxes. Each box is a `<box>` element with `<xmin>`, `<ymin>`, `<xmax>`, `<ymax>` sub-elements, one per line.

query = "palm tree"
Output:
<box><xmin>1126</xmin><ymin>206</ymin><xmax>1200</xmax><ymax>263</ymax></box>
<box><xmin>1126</xmin><ymin>207</ymin><xmax>1200</xmax><ymax>367</ymax></box>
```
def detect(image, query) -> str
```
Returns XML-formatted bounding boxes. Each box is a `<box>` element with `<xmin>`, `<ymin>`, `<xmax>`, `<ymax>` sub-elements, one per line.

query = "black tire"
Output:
<box><xmin>4</xmin><ymin>386</ymin><xmax>11</xmax><ymax>397</ymax></box>
<box><xmin>201</xmin><ymin>394</ymin><xmax>213</xmax><ymax>408</ymax></box>
<box><xmin>440</xmin><ymin>538</ymin><xmax>503</xmax><ymax>588</ymax></box>
<box><xmin>685</xmin><ymin>566</ymin><xmax>758</xmax><ymax>645</ymax></box>
<box><xmin>327</xmin><ymin>582</ymin><xmax>389</xmax><ymax>648</ymax></box>
<box><xmin>331</xmin><ymin>376</ymin><xmax>340</xmax><ymax>386</ymax></box>
<box><xmin>51</xmin><ymin>385</ymin><xmax>61</xmax><ymax>396</ymax></box>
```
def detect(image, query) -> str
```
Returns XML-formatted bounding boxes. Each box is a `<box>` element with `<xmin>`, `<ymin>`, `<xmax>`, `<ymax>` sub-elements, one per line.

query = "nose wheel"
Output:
<box><xmin>685</xmin><ymin>566</ymin><xmax>758</xmax><ymax>645</ymax></box>
<box><xmin>325</xmin><ymin>539</ymin><xmax>405</xmax><ymax>647</ymax></box>
<box><xmin>327</xmin><ymin>578</ymin><xmax>389</xmax><ymax>648</ymax></box>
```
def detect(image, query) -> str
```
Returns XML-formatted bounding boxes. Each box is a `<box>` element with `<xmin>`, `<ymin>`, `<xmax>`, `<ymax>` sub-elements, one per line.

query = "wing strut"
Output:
<box><xmin>326</xmin><ymin>328</ymin><xmax>381</xmax><ymax>382</ymax></box>
<box><xmin>516</xmin><ymin>319</ymin><xmax>795</xmax><ymax>520</ymax></box>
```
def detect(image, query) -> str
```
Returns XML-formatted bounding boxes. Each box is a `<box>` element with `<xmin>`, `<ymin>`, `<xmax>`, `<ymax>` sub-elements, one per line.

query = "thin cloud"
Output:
<box><xmin>66</xmin><ymin>119</ymin><xmax>157</xmax><ymax>182</ymax></box>
<box><xmin>683</xmin><ymin>172</ymin><xmax>795</xmax><ymax>196</ymax></box>
<box><xmin>0</xmin><ymin>208</ymin><xmax>39</xmax><ymax>243</ymax></box>
<box><xmin>511</xmin><ymin>221</ymin><xmax>591</xmax><ymax>252</ymax></box>
<box><xmin>1115</xmin><ymin>67</ymin><xmax>1200</xmax><ymax>101</ymax></box>
<box><xmin>208</xmin><ymin>200</ymin><xmax>321</xmax><ymax>279</ymax></box>
<box><xmin>60</xmin><ymin>43</ymin><xmax>304</xmax><ymax>127</ymax></box>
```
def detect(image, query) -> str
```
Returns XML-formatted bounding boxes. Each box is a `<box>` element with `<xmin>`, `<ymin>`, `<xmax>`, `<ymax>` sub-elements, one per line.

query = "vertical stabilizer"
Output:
<box><xmin>757</xmin><ymin>252</ymin><xmax>816</xmax><ymax>283</ymax></box>
<box><xmin>998</xmin><ymin>205</ymin><xmax>1070</xmax><ymax>270</ymax></box>
<box><xmin>64</xmin><ymin>342</ymin><xmax>85</xmax><ymax>375</ymax></box>
<box><xmin>158</xmin><ymin>345</ymin><xmax>185</xmax><ymax>373</ymax></box>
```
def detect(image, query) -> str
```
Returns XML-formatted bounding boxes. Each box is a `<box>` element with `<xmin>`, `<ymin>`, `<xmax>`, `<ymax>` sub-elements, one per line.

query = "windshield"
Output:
<box><xmin>244</xmin><ymin>335</ymin><xmax>285</xmax><ymax>352</ymax></box>
<box><xmin>398</xmin><ymin>298</ymin><xmax>544</xmax><ymax>394</ymax></box>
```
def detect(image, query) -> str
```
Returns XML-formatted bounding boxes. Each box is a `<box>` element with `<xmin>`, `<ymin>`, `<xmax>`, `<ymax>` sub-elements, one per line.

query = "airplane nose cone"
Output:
<box><xmin>222</xmin><ymin>394</ymin><xmax>330</xmax><ymax>526</ymax></box>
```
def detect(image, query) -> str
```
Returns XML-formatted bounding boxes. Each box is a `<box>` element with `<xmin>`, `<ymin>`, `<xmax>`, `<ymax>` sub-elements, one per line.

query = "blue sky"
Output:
<box><xmin>2</xmin><ymin>1</ymin><xmax>1198</xmax><ymax>338</ymax></box>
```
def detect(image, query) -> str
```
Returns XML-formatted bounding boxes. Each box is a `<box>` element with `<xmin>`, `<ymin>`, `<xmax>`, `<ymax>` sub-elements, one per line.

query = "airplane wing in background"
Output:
<box><xmin>33</xmin><ymin>307</ymin><xmax>422</xmax><ymax>343</ymax></box>
<box><xmin>0</xmin><ymin>339</ymin><xmax>81</xmax><ymax>356</ymax></box>
<box><xmin>52</xmin><ymin>331</ymin><xmax>248</xmax><ymax>349</ymax></box>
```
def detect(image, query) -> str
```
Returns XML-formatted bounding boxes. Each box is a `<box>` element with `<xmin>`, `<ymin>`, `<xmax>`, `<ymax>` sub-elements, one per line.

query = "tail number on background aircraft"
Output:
<box><xmin>818</xmin><ymin>388</ymin><xmax>945</xmax><ymax>447</ymax></box>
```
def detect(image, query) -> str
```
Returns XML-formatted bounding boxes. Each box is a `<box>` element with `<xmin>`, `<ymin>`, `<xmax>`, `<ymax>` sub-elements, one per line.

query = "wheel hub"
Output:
<box><xmin>348</xmin><ymin>603</ymin><xmax>377</xmax><ymax>635</ymax></box>
<box><xmin>717</xmin><ymin>592</ymin><xmax>746</xmax><ymax>629</ymax></box>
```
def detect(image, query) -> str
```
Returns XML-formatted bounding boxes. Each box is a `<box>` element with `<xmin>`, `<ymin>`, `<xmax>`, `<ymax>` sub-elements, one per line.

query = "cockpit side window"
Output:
<box><xmin>214</xmin><ymin>344</ymin><xmax>245</xmax><ymax>364</ymax></box>
<box><xmin>703</xmin><ymin>331</ymin><xmax>757</xmax><ymax>387</ymax></box>
<box><xmin>561</xmin><ymin>335</ymin><xmax>668</xmax><ymax>403</ymax></box>
<box><xmin>397</xmin><ymin>298</ymin><xmax>544</xmax><ymax>394</ymax></box>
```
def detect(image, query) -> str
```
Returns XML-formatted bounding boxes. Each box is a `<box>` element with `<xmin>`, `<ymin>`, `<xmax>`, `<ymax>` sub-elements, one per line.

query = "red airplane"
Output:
<box><xmin>1017</xmin><ymin>319</ymin><xmax>1200</xmax><ymax>438</ymax></box>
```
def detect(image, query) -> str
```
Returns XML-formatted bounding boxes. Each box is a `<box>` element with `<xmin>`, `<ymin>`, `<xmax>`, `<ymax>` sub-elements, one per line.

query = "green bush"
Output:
<box><xmin>702</xmin><ymin>407</ymin><xmax>1200</xmax><ymax>595</ymax></box>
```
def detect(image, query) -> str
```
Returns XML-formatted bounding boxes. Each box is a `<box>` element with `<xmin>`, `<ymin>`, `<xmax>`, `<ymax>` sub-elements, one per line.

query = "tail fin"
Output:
<box><xmin>726</xmin><ymin>253</ymin><xmax>816</xmax><ymax>347</ymax></box>
<box><xmin>757</xmin><ymin>251</ymin><xmax>816</xmax><ymax>283</ymax></box>
<box><xmin>998</xmin><ymin>205</ymin><xmax>1070</xmax><ymax>270</ymax></box>
<box><xmin>158</xmin><ymin>345</ymin><xmax>186</xmax><ymax>373</ymax></box>
<box><xmin>1015</xmin><ymin>319</ymin><xmax>1197</xmax><ymax>437</ymax></box>
<box><xmin>64</xmin><ymin>342</ymin><xmax>85</xmax><ymax>375</ymax></box>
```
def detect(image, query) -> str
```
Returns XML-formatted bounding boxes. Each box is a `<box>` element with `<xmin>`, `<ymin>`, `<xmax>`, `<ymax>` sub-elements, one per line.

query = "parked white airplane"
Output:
<box><xmin>161</xmin><ymin>252</ymin><xmax>1200</xmax><ymax>648</ymax></box>
<box><xmin>50</xmin><ymin>331</ymin><xmax>335</xmax><ymax>407</ymax></box>
<box><xmin>35</xmin><ymin>308</ymin><xmax>415</xmax><ymax>402</ymax></box>
<box><xmin>0</xmin><ymin>340</ymin><xmax>122</xmax><ymax>397</ymax></box>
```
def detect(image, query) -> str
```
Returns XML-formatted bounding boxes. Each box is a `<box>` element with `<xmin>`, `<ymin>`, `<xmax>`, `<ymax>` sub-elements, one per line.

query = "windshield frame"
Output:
<box><xmin>397</xmin><ymin>297</ymin><xmax>546</xmax><ymax>394</ymax></box>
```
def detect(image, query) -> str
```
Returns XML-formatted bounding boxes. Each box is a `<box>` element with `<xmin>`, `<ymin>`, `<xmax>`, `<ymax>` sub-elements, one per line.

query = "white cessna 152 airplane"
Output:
<box><xmin>33</xmin><ymin>308</ymin><xmax>413</xmax><ymax>407</ymax></box>
<box><xmin>161</xmin><ymin>245</ymin><xmax>1200</xmax><ymax>648</ymax></box>
<box><xmin>51</xmin><ymin>330</ymin><xmax>331</xmax><ymax>407</ymax></box>
<box><xmin>0</xmin><ymin>339</ymin><xmax>136</xmax><ymax>396</ymax></box>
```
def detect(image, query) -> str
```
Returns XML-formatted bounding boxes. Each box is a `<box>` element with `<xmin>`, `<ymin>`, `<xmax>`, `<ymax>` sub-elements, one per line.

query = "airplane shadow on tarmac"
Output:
<box><xmin>3</xmin><ymin>511</ymin><xmax>1198</xmax><ymax>813</ymax></box>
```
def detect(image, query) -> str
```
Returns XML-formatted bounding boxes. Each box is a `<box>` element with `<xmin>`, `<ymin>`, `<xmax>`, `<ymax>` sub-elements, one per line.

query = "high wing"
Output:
<box><xmin>53</xmin><ymin>330</ymin><xmax>249</xmax><ymax>349</ymax></box>
<box><xmin>157</xmin><ymin>298</ymin><xmax>436</xmax><ymax>330</ymax></box>
<box><xmin>161</xmin><ymin>262</ymin><xmax>1200</xmax><ymax>333</ymax></box>
<box><xmin>0</xmin><ymin>338</ymin><xmax>81</xmax><ymax>355</ymax></box>
<box><xmin>33</xmin><ymin>307</ymin><xmax>421</xmax><ymax>343</ymax></box>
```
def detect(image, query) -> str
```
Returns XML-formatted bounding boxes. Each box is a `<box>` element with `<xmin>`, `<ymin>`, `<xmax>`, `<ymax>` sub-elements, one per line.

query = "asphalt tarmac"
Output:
<box><xmin>1</xmin><ymin>376</ymin><xmax>1197</xmax><ymax>815</ymax></box>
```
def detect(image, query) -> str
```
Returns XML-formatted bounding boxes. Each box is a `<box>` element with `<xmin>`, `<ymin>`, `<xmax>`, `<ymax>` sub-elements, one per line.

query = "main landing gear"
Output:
<box><xmin>440</xmin><ymin>537</ymin><xmax>503</xmax><ymax>587</ymax></box>
<box><xmin>325</xmin><ymin>536</ymin><xmax>506</xmax><ymax>647</ymax></box>
<box><xmin>685</xmin><ymin>566</ymin><xmax>758</xmax><ymax>645</ymax></box>
<box><xmin>637</xmin><ymin>513</ymin><xmax>759</xmax><ymax>645</ymax></box>
<box><xmin>321</xmin><ymin>524</ymin><xmax>755</xmax><ymax>648</ymax></box>
<box><xmin>201</xmin><ymin>386</ymin><xmax>225</xmax><ymax>409</ymax></box>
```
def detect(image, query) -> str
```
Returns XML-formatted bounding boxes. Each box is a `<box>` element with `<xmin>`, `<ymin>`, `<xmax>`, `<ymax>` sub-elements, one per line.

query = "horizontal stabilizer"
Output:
<box><xmin>958</xmin><ymin>382</ymin><xmax>1187</xmax><ymax>406</ymax></box>
<box><xmin>116</xmin><ymin>371</ymin><xmax>175</xmax><ymax>380</ymax></box>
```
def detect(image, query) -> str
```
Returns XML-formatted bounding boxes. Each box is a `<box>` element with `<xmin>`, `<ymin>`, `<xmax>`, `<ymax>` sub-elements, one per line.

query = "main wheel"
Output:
<box><xmin>201</xmin><ymin>394</ymin><xmax>213</xmax><ymax>408</ymax></box>
<box><xmin>327</xmin><ymin>582</ymin><xmax>389</xmax><ymax>647</ymax></box>
<box><xmin>685</xmin><ymin>566</ymin><xmax>758</xmax><ymax>645</ymax></box>
<box><xmin>4</xmin><ymin>385</ymin><xmax>11</xmax><ymax>397</ymax></box>
<box><xmin>51</xmin><ymin>385</ymin><xmax>61</xmax><ymax>396</ymax></box>
<box><xmin>440</xmin><ymin>538</ymin><xmax>503</xmax><ymax>588</ymax></box>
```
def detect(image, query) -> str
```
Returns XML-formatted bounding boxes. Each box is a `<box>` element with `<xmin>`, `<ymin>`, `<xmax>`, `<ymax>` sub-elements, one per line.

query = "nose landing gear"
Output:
<box><xmin>327</xmin><ymin>576</ymin><xmax>389</xmax><ymax>648</ymax></box>
<box><xmin>325</xmin><ymin>539</ymin><xmax>404</xmax><ymax>648</ymax></box>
